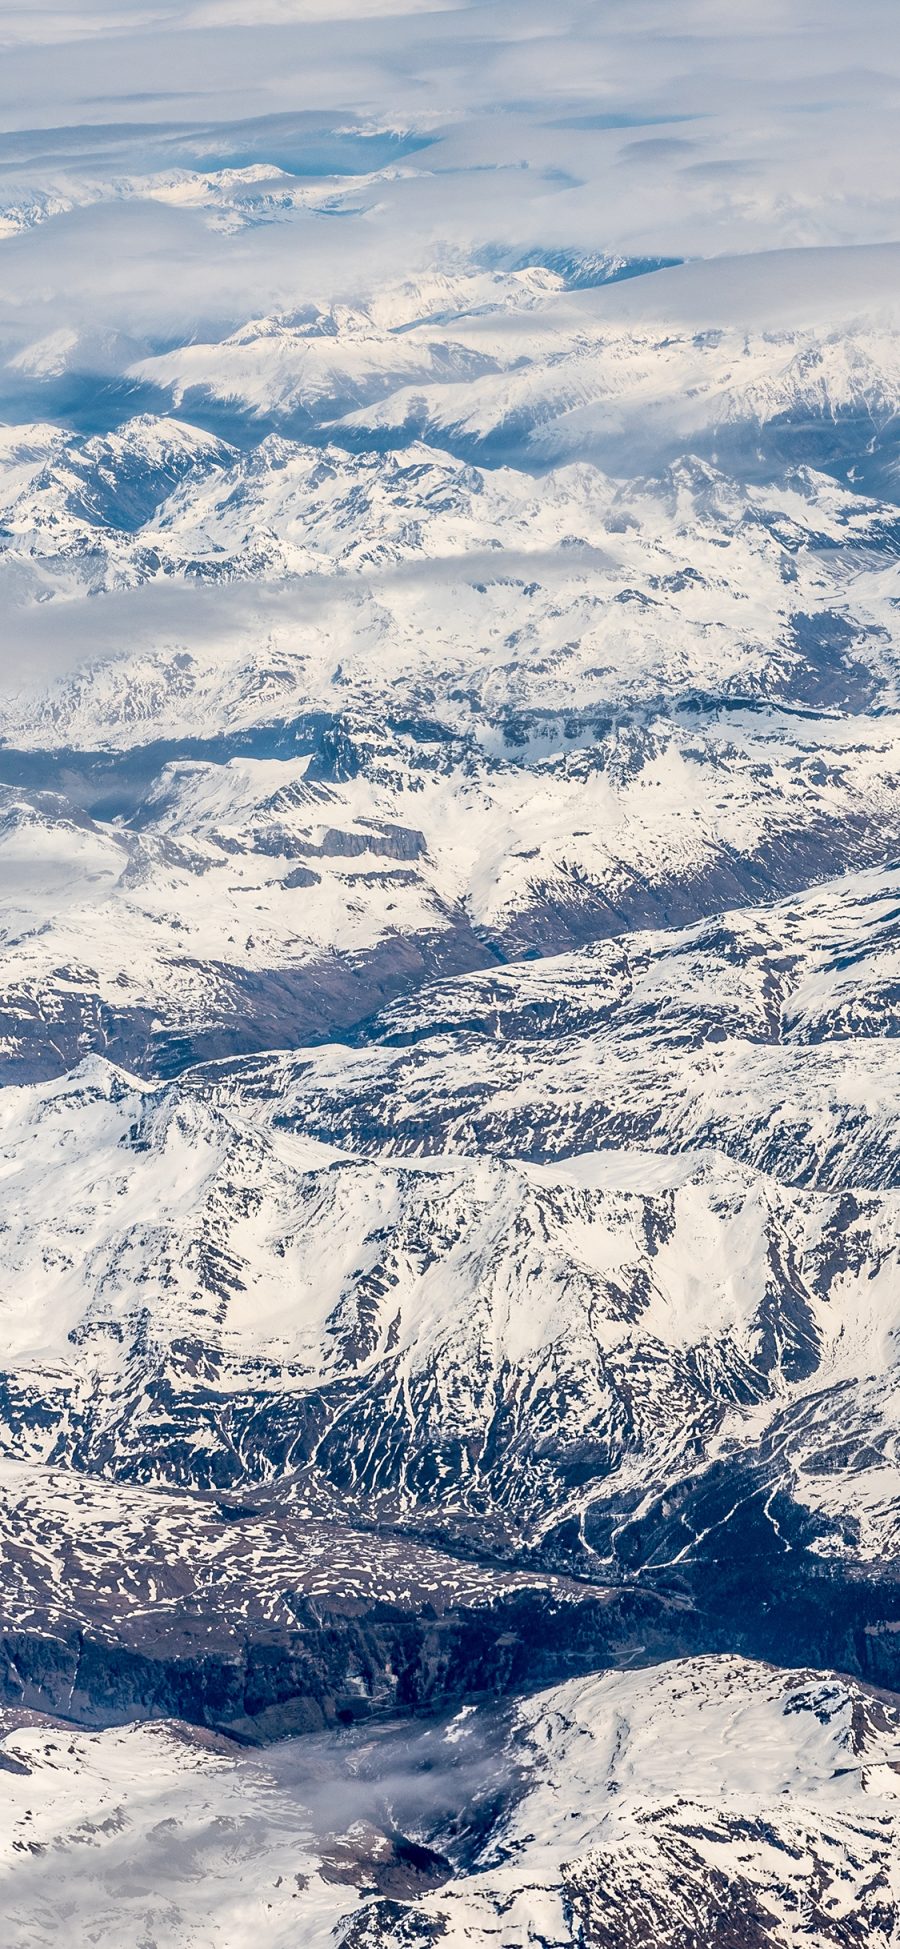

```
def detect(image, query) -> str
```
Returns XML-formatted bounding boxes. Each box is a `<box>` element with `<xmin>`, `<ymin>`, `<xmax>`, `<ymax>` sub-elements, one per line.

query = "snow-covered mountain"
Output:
<box><xmin>5</xmin><ymin>854</ymin><xmax>900</xmax><ymax>1702</ymax></box>
<box><xmin>4</xmin><ymin>399</ymin><xmax>900</xmax><ymax>1085</ymax></box>
<box><xmin>8</xmin><ymin>351</ymin><xmax>900</xmax><ymax>1919</ymax></box>
<box><xmin>2</xmin><ymin>1656</ymin><xmax>899</xmax><ymax>1947</ymax></box>
<box><xmin>127</xmin><ymin>249</ymin><xmax>900</xmax><ymax>477</ymax></box>
<box><xmin>5</xmin><ymin>9</ymin><xmax>900</xmax><ymax>1938</ymax></box>
<box><xmin>4</xmin><ymin>298</ymin><xmax>900</xmax><ymax>1736</ymax></box>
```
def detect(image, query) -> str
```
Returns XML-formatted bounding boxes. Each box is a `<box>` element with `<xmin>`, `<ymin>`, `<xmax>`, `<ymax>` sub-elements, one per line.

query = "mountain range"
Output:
<box><xmin>4</xmin><ymin>27</ymin><xmax>900</xmax><ymax>1941</ymax></box>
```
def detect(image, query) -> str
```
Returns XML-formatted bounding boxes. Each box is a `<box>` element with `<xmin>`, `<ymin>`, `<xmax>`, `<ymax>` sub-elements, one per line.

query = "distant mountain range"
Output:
<box><xmin>3</xmin><ymin>204</ymin><xmax>900</xmax><ymax>1946</ymax></box>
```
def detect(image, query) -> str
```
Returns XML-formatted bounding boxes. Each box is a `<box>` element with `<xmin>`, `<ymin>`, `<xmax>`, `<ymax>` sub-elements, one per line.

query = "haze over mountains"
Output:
<box><xmin>3</xmin><ymin>3</ymin><xmax>900</xmax><ymax>1945</ymax></box>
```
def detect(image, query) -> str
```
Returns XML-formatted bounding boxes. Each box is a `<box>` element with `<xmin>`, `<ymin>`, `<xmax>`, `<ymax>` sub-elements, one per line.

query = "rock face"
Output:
<box><xmin>0</xmin><ymin>1456</ymin><xmax>701</xmax><ymax>1739</ymax></box>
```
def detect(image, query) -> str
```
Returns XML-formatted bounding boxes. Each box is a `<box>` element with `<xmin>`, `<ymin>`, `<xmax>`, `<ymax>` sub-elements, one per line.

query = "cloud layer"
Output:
<box><xmin>0</xmin><ymin>0</ymin><xmax>899</xmax><ymax>371</ymax></box>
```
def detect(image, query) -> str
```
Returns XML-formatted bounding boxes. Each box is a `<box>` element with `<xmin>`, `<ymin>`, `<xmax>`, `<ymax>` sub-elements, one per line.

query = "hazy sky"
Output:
<box><xmin>0</xmin><ymin>0</ymin><xmax>899</xmax><ymax>364</ymax></box>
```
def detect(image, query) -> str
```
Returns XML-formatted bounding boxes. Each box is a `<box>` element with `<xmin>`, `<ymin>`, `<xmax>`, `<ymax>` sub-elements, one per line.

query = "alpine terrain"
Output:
<box><xmin>2</xmin><ymin>2</ymin><xmax>900</xmax><ymax>1944</ymax></box>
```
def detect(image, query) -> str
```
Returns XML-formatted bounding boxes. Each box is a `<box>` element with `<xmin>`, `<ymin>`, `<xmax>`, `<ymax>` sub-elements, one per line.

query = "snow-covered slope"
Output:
<box><xmin>6</xmin><ymin>708</ymin><xmax>900</xmax><ymax>1081</ymax></box>
<box><xmin>2</xmin><ymin>1655</ymin><xmax>899</xmax><ymax>1948</ymax></box>
<box><xmin>0</xmin><ymin>1059</ymin><xmax>868</xmax><ymax>1534</ymax></box>
<box><xmin>4</xmin><ymin>419</ymin><xmax>900</xmax><ymax>1078</ymax></box>
<box><xmin>130</xmin><ymin>249</ymin><xmax>900</xmax><ymax>476</ymax></box>
<box><xmin>4</xmin><ymin>426</ymin><xmax>900</xmax><ymax>728</ymax></box>
<box><xmin>5</xmin><ymin>848</ymin><xmax>900</xmax><ymax>1671</ymax></box>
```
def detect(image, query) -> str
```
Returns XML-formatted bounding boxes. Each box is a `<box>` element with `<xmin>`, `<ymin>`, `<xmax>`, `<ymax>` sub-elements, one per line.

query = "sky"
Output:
<box><xmin>0</xmin><ymin>1</ymin><xmax>899</xmax><ymax>369</ymax></box>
